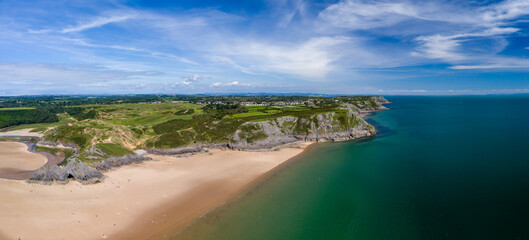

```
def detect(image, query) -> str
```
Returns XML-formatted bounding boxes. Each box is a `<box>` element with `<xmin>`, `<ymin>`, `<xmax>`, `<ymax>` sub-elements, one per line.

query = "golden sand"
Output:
<box><xmin>0</xmin><ymin>142</ymin><xmax>312</xmax><ymax>240</ymax></box>
<box><xmin>0</xmin><ymin>142</ymin><xmax>47</xmax><ymax>171</ymax></box>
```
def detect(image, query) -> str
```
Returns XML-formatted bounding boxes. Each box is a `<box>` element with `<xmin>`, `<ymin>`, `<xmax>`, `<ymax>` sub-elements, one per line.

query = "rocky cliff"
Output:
<box><xmin>28</xmin><ymin>154</ymin><xmax>152</xmax><ymax>184</ymax></box>
<box><xmin>28</xmin><ymin>158</ymin><xmax>103</xmax><ymax>184</ymax></box>
<box><xmin>30</xmin><ymin>96</ymin><xmax>389</xmax><ymax>184</ymax></box>
<box><xmin>152</xmin><ymin>96</ymin><xmax>389</xmax><ymax>151</ymax></box>
<box><xmin>228</xmin><ymin>103</ymin><xmax>379</xmax><ymax>150</ymax></box>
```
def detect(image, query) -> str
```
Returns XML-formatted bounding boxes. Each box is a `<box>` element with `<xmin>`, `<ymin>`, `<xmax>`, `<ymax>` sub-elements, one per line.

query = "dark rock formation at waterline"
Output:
<box><xmin>228</xmin><ymin>105</ymin><xmax>378</xmax><ymax>150</ymax></box>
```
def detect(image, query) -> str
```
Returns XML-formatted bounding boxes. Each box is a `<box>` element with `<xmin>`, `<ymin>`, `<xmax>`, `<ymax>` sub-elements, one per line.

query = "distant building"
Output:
<box><xmin>240</xmin><ymin>102</ymin><xmax>268</xmax><ymax>106</ymax></box>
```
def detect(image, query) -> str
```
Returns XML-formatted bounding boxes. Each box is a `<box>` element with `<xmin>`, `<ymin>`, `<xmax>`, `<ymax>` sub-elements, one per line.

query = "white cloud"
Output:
<box><xmin>314</xmin><ymin>0</ymin><xmax>529</xmax><ymax>70</ymax></box>
<box><xmin>227</xmin><ymin>81</ymin><xmax>247</xmax><ymax>86</ymax></box>
<box><xmin>2</xmin><ymin>0</ymin><xmax>529</xmax><ymax>95</ymax></box>
<box><xmin>0</xmin><ymin>63</ymin><xmax>138</xmax><ymax>83</ymax></box>
<box><xmin>449</xmin><ymin>65</ymin><xmax>513</xmax><ymax>70</ymax></box>
<box><xmin>413</xmin><ymin>27</ymin><xmax>521</xmax><ymax>64</ymax></box>
<box><xmin>478</xmin><ymin>27</ymin><xmax>520</xmax><ymax>36</ymax></box>
<box><xmin>62</xmin><ymin>14</ymin><xmax>136</xmax><ymax>33</ymax></box>
<box><xmin>209</xmin><ymin>56</ymin><xmax>255</xmax><ymax>74</ymax></box>
<box><xmin>176</xmin><ymin>74</ymin><xmax>208</xmax><ymax>87</ymax></box>
<box><xmin>481</xmin><ymin>0</ymin><xmax>529</xmax><ymax>23</ymax></box>
<box><xmin>217</xmin><ymin>36</ymin><xmax>351</xmax><ymax>78</ymax></box>
<box><xmin>209</xmin><ymin>81</ymin><xmax>251</xmax><ymax>87</ymax></box>
<box><xmin>316</xmin><ymin>0</ymin><xmax>421</xmax><ymax>31</ymax></box>
<box><xmin>412</xmin><ymin>27</ymin><xmax>520</xmax><ymax>64</ymax></box>
<box><xmin>413</xmin><ymin>34</ymin><xmax>465</xmax><ymax>62</ymax></box>
<box><xmin>411</xmin><ymin>27</ymin><xmax>519</xmax><ymax>61</ymax></box>
<box><xmin>449</xmin><ymin>57</ymin><xmax>529</xmax><ymax>69</ymax></box>
<box><xmin>0</xmin><ymin>63</ymin><xmax>159</xmax><ymax>95</ymax></box>
<box><xmin>316</xmin><ymin>0</ymin><xmax>529</xmax><ymax>32</ymax></box>
<box><xmin>1</xmin><ymin>4</ymin><xmax>399</xmax><ymax>81</ymax></box>
<box><xmin>61</xmin><ymin>38</ymin><xmax>196</xmax><ymax>64</ymax></box>
<box><xmin>276</xmin><ymin>0</ymin><xmax>307</xmax><ymax>28</ymax></box>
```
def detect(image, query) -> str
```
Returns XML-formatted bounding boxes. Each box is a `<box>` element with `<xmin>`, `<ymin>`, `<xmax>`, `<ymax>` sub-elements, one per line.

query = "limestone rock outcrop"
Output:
<box><xmin>227</xmin><ymin>96</ymin><xmax>389</xmax><ymax>150</ymax></box>
<box><xmin>94</xmin><ymin>155</ymin><xmax>152</xmax><ymax>170</ymax></box>
<box><xmin>28</xmin><ymin>159</ymin><xmax>103</xmax><ymax>184</ymax></box>
<box><xmin>146</xmin><ymin>143</ymin><xmax>227</xmax><ymax>155</ymax></box>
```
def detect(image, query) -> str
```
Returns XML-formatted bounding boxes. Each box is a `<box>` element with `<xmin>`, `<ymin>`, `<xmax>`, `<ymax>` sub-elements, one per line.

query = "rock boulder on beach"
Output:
<box><xmin>28</xmin><ymin>159</ymin><xmax>103</xmax><ymax>184</ymax></box>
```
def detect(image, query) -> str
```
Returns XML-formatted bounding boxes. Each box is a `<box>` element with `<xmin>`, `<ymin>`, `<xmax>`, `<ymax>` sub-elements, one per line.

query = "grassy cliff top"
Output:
<box><xmin>0</xmin><ymin>95</ymin><xmax>387</xmax><ymax>163</ymax></box>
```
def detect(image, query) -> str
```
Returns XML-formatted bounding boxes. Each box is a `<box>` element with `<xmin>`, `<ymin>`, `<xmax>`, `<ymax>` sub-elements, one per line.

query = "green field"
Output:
<box><xmin>0</xmin><ymin>95</ymin><xmax>385</xmax><ymax>164</ymax></box>
<box><xmin>94</xmin><ymin>103</ymin><xmax>202</xmax><ymax>126</ymax></box>
<box><xmin>0</xmin><ymin>107</ymin><xmax>36</xmax><ymax>111</ymax></box>
<box><xmin>33</xmin><ymin>102</ymin><xmax>208</xmax><ymax>160</ymax></box>
<box><xmin>227</xmin><ymin>105</ymin><xmax>310</xmax><ymax>118</ymax></box>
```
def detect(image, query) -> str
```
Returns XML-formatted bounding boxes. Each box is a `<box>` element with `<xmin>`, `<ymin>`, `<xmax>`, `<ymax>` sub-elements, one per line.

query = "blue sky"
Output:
<box><xmin>1</xmin><ymin>0</ymin><xmax>529</xmax><ymax>95</ymax></box>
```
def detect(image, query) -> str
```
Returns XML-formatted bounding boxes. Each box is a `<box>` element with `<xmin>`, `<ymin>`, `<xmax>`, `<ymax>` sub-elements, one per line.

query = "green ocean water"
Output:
<box><xmin>173</xmin><ymin>96</ymin><xmax>529</xmax><ymax>240</ymax></box>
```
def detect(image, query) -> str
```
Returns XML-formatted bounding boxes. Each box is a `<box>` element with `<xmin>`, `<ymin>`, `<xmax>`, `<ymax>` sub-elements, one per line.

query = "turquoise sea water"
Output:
<box><xmin>173</xmin><ymin>96</ymin><xmax>529</xmax><ymax>240</ymax></box>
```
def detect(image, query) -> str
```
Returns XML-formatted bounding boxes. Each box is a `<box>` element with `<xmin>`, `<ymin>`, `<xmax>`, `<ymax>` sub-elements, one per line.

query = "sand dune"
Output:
<box><xmin>0</xmin><ymin>142</ymin><xmax>312</xmax><ymax>240</ymax></box>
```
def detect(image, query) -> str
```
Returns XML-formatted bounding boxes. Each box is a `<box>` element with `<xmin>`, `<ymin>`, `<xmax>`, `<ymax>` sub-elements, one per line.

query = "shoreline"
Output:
<box><xmin>0</xmin><ymin>102</ymin><xmax>389</xmax><ymax>239</ymax></box>
<box><xmin>116</xmin><ymin>142</ymin><xmax>318</xmax><ymax>240</ymax></box>
<box><xmin>0</xmin><ymin>141</ymin><xmax>64</xmax><ymax>180</ymax></box>
<box><xmin>0</xmin><ymin>142</ymin><xmax>314</xmax><ymax>240</ymax></box>
<box><xmin>0</xmin><ymin>141</ymin><xmax>50</xmax><ymax>180</ymax></box>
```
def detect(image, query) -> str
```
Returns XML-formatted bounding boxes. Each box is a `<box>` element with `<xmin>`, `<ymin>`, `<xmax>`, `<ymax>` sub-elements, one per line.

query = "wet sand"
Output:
<box><xmin>0</xmin><ymin>142</ymin><xmax>312</xmax><ymax>240</ymax></box>
<box><xmin>0</xmin><ymin>142</ymin><xmax>48</xmax><ymax>180</ymax></box>
<box><xmin>0</xmin><ymin>141</ymin><xmax>63</xmax><ymax>180</ymax></box>
<box><xmin>0</xmin><ymin>129</ymin><xmax>43</xmax><ymax>138</ymax></box>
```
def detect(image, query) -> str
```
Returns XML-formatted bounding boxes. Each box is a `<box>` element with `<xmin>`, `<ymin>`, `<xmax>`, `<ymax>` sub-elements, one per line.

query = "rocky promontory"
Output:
<box><xmin>27</xmin><ymin>96</ymin><xmax>389</xmax><ymax>184</ymax></box>
<box><xmin>28</xmin><ymin>158</ymin><xmax>103</xmax><ymax>184</ymax></box>
<box><xmin>228</xmin><ymin>100</ymin><xmax>384</xmax><ymax>150</ymax></box>
<box><xmin>28</xmin><ymin>154</ymin><xmax>152</xmax><ymax>184</ymax></box>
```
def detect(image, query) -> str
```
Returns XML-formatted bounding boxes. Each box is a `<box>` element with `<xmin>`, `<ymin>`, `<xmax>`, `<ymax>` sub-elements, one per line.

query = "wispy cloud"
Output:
<box><xmin>0</xmin><ymin>0</ymin><xmax>529</xmax><ymax>95</ymax></box>
<box><xmin>316</xmin><ymin>0</ymin><xmax>529</xmax><ymax>31</ymax></box>
<box><xmin>316</xmin><ymin>0</ymin><xmax>422</xmax><ymax>31</ymax></box>
<box><xmin>62</xmin><ymin>14</ymin><xmax>136</xmax><ymax>33</ymax></box>
<box><xmin>449</xmin><ymin>57</ymin><xmax>529</xmax><ymax>69</ymax></box>
<box><xmin>209</xmin><ymin>56</ymin><xmax>255</xmax><ymax>75</ymax></box>
<box><xmin>214</xmin><ymin>36</ymin><xmax>351</xmax><ymax>78</ymax></box>
<box><xmin>413</xmin><ymin>34</ymin><xmax>466</xmax><ymax>62</ymax></box>
<box><xmin>412</xmin><ymin>27</ymin><xmax>520</xmax><ymax>62</ymax></box>
<box><xmin>0</xmin><ymin>62</ymin><xmax>157</xmax><ymax>95</ymax></box>
<box><xmin>315</xmin><ymin>0</ymin><xmax>529</xmax><ymax>70</ymax></box>
<box><xmin>481</xmin><ymin>0</ymin><xmax>529</xmax><ymax>24</ymax></box>
<box><xmin>276</xmin><ymin>0</ymin><xmax>307</xmax><ymax>28</ymax></box>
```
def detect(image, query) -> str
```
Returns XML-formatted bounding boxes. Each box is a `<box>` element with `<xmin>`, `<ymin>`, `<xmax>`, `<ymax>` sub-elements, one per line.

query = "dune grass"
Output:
<box><xmin>96</xmin><ymin>143</ymin><xmax>133</xmax><ymax>157</ymax></box>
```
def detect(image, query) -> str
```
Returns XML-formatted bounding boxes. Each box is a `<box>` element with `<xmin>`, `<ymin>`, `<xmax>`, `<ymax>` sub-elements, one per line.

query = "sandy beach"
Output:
<box><xmin>0</xmin><ymin>142</ymin><xmax>47</xmax><ymax>170</ymax></box>
<box><xmin>0</xmin><ymin>142</ymin><xmax>48</xmax><ymax>180</ymax></box>
<box><xmin>0</xmin><ymin>142</ymin><xmax>312</xmax><ymax>240</ymax></box>
<box><xmin>0</xmin><ymin>129</ymin><xmax>44</xmax><ymax>138</ymax></box>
